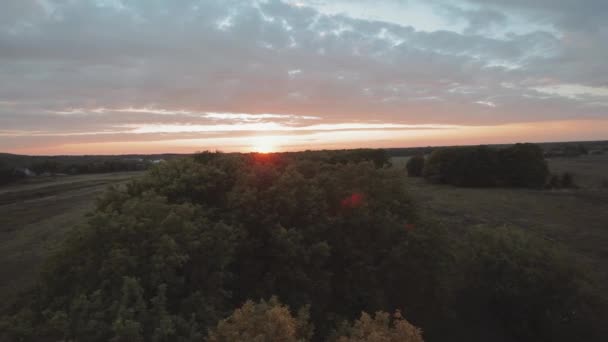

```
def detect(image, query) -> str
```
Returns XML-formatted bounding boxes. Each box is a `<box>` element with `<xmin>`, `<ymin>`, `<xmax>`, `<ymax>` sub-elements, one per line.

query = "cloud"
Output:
<box><xmin>0</xmin><ymin>0</ymin><xmax>606</xmax><ymax>153</ymax></box>
<box><xmin>475</xmin><ymin>101</ymin><xmax>497</xmax><ymax>107</ymax></box>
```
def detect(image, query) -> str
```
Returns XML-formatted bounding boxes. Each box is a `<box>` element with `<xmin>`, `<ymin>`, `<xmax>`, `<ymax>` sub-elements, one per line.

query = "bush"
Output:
<box><xmin>406</xmin><ymin>155</ymin><xmax>425</xmax><ymax>177</ymax></box>
<box><xmin>560</xmin><ymin>172</ymin><xmax>575</xmax><ymax>188</ymax></box>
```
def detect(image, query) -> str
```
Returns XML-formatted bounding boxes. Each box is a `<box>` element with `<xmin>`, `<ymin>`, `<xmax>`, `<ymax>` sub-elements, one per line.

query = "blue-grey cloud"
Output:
<box><xmin>0</xmin><ymin>0</ymin><xmax>606</xmax><ymax>153</ymax></box>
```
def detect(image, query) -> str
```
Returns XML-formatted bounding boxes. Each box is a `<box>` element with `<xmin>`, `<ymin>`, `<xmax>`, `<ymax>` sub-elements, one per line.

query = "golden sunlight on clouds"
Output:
<box><xmin>10</xmin><ymin>119</ymin><xmax>608</xmax><ymax>155</ymax></box>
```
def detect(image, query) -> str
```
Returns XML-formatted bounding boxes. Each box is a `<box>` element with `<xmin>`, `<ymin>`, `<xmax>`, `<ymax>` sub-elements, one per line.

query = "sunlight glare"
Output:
<box><xmin>252</xmin><ymin>136</ymin><xmax>280</xmax><ymax>153</ymax></box>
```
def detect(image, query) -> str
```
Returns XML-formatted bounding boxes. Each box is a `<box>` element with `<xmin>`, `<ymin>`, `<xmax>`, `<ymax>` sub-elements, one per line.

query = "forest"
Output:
<box><xmin>1</xmin><ymin>148</ymin><xmax>607</xmax><ymax>341</ymax></box>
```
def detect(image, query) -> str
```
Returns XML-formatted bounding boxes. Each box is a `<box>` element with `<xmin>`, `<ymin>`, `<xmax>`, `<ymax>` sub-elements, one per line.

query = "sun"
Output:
<box><xmin>251</xmin><ymin>136</ymin><xmax>279</xmax><ymax>153</ymax></box>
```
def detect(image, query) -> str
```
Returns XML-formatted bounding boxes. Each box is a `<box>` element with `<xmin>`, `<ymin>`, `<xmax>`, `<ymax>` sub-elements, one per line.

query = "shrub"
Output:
<box><xmin>560</xmin><ymin>172</ymin><xmax>575</xmax><ymax>188</ymax></box>
<box><xmin>406</xmin><ymin>155</ymin><xmax>425</xmax><ymax>177</ymax></box>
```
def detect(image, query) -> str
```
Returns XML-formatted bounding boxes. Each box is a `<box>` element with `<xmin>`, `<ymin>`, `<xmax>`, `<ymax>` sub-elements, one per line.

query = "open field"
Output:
<box><xmin>394</xmin><ymin>154</ymin><xmax>608</xmax><ymax>291</ymax></box>
<box><xmin>0</xmin><ymin>172</ymin><xmax>142</xmax><ymax>309</ymax></box>
<box><xmin>548</xmin><ymin>154</ymin><xmax>608</xmax><ymax>189</ymax></box>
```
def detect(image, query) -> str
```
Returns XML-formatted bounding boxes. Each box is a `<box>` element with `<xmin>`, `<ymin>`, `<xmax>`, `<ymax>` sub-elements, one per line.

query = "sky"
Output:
<box><xmin>0</xmin><ymin>0</ymin><xmax>607</xmax><ymax>155</ymax></box>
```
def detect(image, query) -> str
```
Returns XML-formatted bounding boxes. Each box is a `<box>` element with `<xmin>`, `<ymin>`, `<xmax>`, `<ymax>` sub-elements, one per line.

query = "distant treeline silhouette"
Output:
<box><xmin>0</xmin><ymin>154</ymin><xmax>175</xmax><ymax>185</ymax></box>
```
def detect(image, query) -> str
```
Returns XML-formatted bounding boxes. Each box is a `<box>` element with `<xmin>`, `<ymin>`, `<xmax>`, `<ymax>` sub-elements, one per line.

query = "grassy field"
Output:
<box><xmin>394</xmin><ymin>154</ymin><xmax>608</xmax><ymax>292</ymax></box>
<box><xmin>0</xmin><ymin>172</ymin><xmax>142</xmax><ymax>309</ymax></box>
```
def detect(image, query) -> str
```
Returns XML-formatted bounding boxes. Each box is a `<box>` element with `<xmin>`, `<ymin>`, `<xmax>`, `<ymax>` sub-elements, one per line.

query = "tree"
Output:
<box><xmin>498</xmin><ymin>143</ymin><xmax>548</xmax><ymax>188</ymax></box>
<box><xmin>333</xmin><ymin>311</ymin><xmax>423</xmax><ymax>342</ymax></box>
<box><xmin>423</xmin><ymin>146</ymin><xmax>500</xmax><ymax>186</ymax></box>
<box><xmin>207</xmin><ymin>297</ymin><xmax>312</xmax><ymax>342</ymax></box>
<box><xmin>423</xmin><ymin>144</ymin><xmax>548</xmax><ymax>188</ymax></box>
<box><xmin>406</xmin><ymin>155</ymin><xmax>425</xmax><ymax>177</ymax></box>
<box><xmin>460</xmin><ymin>226</ymin><xmax>607</xmax><ymax>342</ymax></box>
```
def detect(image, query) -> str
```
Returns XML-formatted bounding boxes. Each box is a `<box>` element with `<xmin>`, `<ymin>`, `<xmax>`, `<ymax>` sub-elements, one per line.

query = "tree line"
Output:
<box><xmin>0</xmin><ymin>156</ymin><xmax>155</xmax><ymax>186</ymax></box>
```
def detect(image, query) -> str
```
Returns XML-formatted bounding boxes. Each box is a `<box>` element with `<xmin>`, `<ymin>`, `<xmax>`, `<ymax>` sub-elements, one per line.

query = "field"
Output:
<box><xmin>0</xmin><ymin>172</ymin><xmax>142</xmax><ymax>309</ymax></box>
<box><xmin>395</xmin><ymin>154</ymin><xmax>608</xmax><ymax>291</ymax></box>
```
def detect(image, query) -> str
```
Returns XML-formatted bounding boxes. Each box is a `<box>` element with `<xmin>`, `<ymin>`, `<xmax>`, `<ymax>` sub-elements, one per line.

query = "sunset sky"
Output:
<box><xmin>1</xmin><ymin>0</ymin><xmax>607</xmax><ymax>155</ymax></box>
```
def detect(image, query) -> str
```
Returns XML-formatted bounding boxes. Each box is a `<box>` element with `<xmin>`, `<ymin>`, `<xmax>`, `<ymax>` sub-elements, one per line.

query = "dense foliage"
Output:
<box><xmin>458</xmin><ymin>227</ymin><xmax>607</xmax><ymax>341</ymax></box>
<box><xmin>1</xmin><ymin>151</ymin><xmax>439</xmax><ymax>341</ymax></box>
<box><xmin>207</xmin><ymin>298</ymin><xmax>422</xmax><ymax>342</ymax></box>
<box><xmin>1</xmin><ymin>150</ymin><xmax>605</xmax><ymax>341</ymax></box>
<box><xmin>423</xmin><ymin>144</ymin><xmax>549</xmax><ymax>187</ymax></box>
<box><xmin>405</xmin><ymin>155</ymin><xmax>425</xmax><ymax>177</ymax></box>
